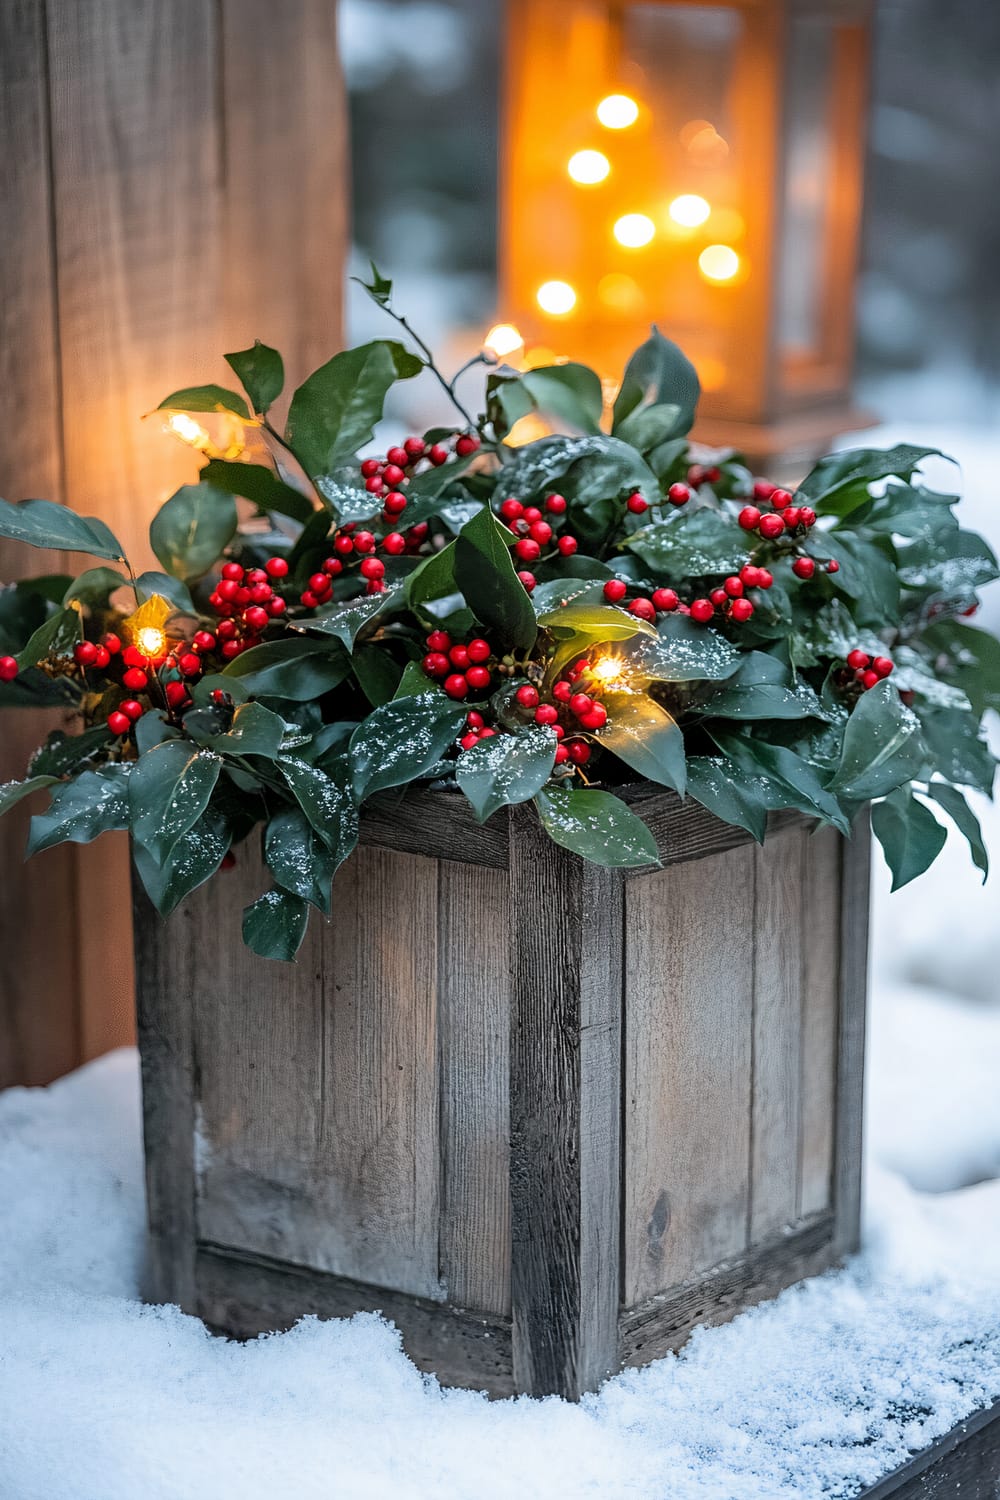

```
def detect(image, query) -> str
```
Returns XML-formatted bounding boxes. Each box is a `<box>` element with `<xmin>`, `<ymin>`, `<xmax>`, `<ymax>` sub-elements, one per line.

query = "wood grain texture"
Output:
<box><xmin>799</xmin><ymin>824</ymin><xmax>843</xmax><ymax>1217</ymax></box>
<box><xmin>437</xmin><ymin>859</ymin><xmax>511</xmax><ymax>1314</ymax></box>
<box><xmin>623</xmin><ymin>846</ymin><xmax>755</xmax><ymax>1305</ymax></box>
<box><xmin>856</xmin><ymin>1398</ymin><xmax>1000</xmax><ymax>1500</ymax></box>
<box><xmin>508</xmin><ymin>805</ymin><xmax>623</xmax><ymax>1399</ymax></box>
<box><xmin>196</xmin><ymin>1244</ymin><xmax>515</xmax><ymax>1397</ymax></box>
<box><xmin>0</xmin><ymin>0</ymin><xmax>81</xmax><ymax>1086</ymax></box>
<box><xmin>360</xmin><ymin>788</ymin><xmax>509</xmax><ymax>869</ymax></box>
<box><xmin>750</xmin><ymin>824</ymin><xmax>805</xmax><ymax>1241</ymax></box>
<box><xmin>833</xmin><ymin>810</ymin><xmax>871</xmax><ymax>1256</ymax></box>
<box><xmin>617</xmin><ymin>785</ymin><xmax>807</xmax><ymax>871</ymax></box>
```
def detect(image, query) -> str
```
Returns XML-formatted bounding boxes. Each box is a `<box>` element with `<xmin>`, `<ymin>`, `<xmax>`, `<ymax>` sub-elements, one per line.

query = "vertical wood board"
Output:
<box><xmin>799</xmin><ymin>824</ymin><xmax>842</xmax><ymax>1217</ymax></box>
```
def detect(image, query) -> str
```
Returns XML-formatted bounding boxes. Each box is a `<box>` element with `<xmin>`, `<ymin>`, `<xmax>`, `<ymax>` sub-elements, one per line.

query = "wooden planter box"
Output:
<box><xmin>135</xmin><ymin>787</ymin><xmax>870</xmax><ymax>1400</ymax></box>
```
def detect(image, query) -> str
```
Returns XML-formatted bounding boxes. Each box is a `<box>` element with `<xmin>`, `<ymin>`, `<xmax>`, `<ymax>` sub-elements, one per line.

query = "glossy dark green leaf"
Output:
<box><xmin>28</xmin><ymin>725</ymin><xmax>113</xmax><ymax>778</ymax></box>
<box><xmin>265</xmin><ymin>804</ymin><xmax>349</xmax><ymax>914</ymax></box>
<box><xmin>156</xmin><ymin>384</ymin><xmax>250</xmax><ymax>419</ymax></box>
<box><xmin>896</xmin><ymin>529</ymin><xmax>998</xmax><ymax>597</ymax></box>
<box><xmin>307</xmin><ymin>586</ymin><xmax>401</xmax><ymax>651</ymax></box>
<box><xmin>626</xmin><ymin>507</ymin><xmax>750</xmax><ymax>579</ymax></box>
<box><xmin>224</xmin><ymin>341</ymin><xmax>284</xmax><ymax>414</ymax></box>
<box><xmin>242</xmin><ymin>886</ymin><xmax>310</xmax><ymax>961</ymax></box>
<box><xmin>872</xmin><ymin>787</ymin><xmax>947</xmax><ymax>891</ymax></box>
<box><xmin>350</xmin><ymin>693</ymin><xmax>468</xmax><ymax>801</ymax></box>
<box><xmin>456</xmin><ymin>726</ymin><xmax>557</xmax><ymax>822</ymax></box>
<box><xmin>858</xmin><ymin>483</ymin><xmax>959</xmax><ymax>542</ymax></box>
<box><xmin>797</xmin><ymin>445</ymin><xmax>948</xmax><ymax>517</ymax></box>
<box><xmin>285</xmin><ymin>340</ymin><xmax>422</xmax><ymax>478</ymax></box>
<box><xmin>828</xmin><ymin>681</ymin><xmax>926</xmax><ymax>801</ymax></box>
<box><xmin>313</xmin><ymin>475</ymin><xmax>383</xmax><ymax>524</ymax></box>
<box><xmin>278</xmin><ymin>755</ymin><xmax>358</xmax><ymax>863</ymax></box>
<box><xmin>925</xmin><ymin>782</ymin><xmax>988</xmax><ymax>881</ymax></box>
<box><xmin>355</xmin><ymin>260</ymin><xmax>393</xmax><ymax>307</ymax></box>
<box><xmin>134</xmin><ymin>570</ymin><xmax>196</xmax><ymax>616</ymax></box>
<box><xmin>0</xmin><ymin>775</ymin><xmax>59</xmax><ymax>819</ymax></box>
<box><xmin>16</xmin><ymin>607</ymin><xmax>80</xmax><ymax>670</ymax></box>
<box><xmin>27</xmin><ymin>765</ymin><xmax>131</xmax><ymax>854</ymax></box>
<box><xmin>352</xmin><ymin>645</ymin><xmax>404</xmax><ymax>706</ymax></box>
<box><xmin>0</xmin><ymin>497</ymin><xmax>125</xmax><ymax>562</ymax></box>
<box><xmin>612</xmin><ymin>327</ymin><xmax>700</xmax><ymax>437</ymax></box>
<box><xmin>132</xmin><ymin>802</ymin><xmax>232</xmax><ymax>916</ymax></box>
<box><xmin>918</xmin><ymin>707</ymin><xmax>997</xmax><ymax>794</ymax></box>
<box><xmin>710</xmin><ymin>729</ymin><xmax>851</xmax><ymax>834</ymax></box>
<box><xmin>128</xmin><ymin>741</ymin><xmax>221</xmax><ymax>866</ymax></box>
<box><xmin>149</xmin><ymin>483</ymin><xmax>238</xmax><ymax>582</ymax></box>
<box><xmin>61</xmin><ymin>567</ymin><xmax>128</xmax><ymax>608</ymax></box>
<box><xmin>454</xmin><ymin>504</ymin><xmax>537</xmax><ymax>651</ymax></box>
<box><xmin>392</xmin><ymin>661</ymin><xmax>437</xmax><ymax>698</ymax></box>
<box><xmin>597</xmin><ymin>690</ymin><xmax>686</xmax><ymax>795</ymax></box>
<box><xmin>922</xmin><ymin>620</ymin><xmax>1000</xmax><ymax>715</ymax></box>
<box><xmin>495</xmin><ymin>364</ymin><xmax>604</xmax><ymax>435</ymax></box>
<box><xmin>221</xmin><ymin>637</ymin><xmax>349</xmax><ymax>700</ymax></box>
<box><xmin>704</xmin><ymin>651</ymin><xmax>826</xmax><ymax>721</ymax></box>
<box><xmin>629</xmin><ymin>613</ymin><xmax>741</xmax><ymax>683</ymax></box>
<box><xmin>203</xmin><ymin>701</ymin><xmax>286</xmax><ymax>759</ymax></box>
<box><xmin>684</xmin><ymin>756</ymin><xmax>774</xmax><ymax>843</ymax></box>
<box><xmin>201</xmin><ymin>459</ymin><xmax>313</xmax><ymax>524</ymax></box>
<box><xmin>535</xmin><ymin>786</ymin><xmax>660</xmax><ymax>868</ymax></box>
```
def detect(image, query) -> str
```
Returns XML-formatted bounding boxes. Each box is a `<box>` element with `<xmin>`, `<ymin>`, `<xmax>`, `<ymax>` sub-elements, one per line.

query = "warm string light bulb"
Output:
<box><xmin>668</xmin><ymin>194</ymin><xmax>711</xmax><ymax>228</ymax></box>
<box><xmin>536</xmin><ymin>280</ymin><xmax>577</xmax><ymax>316</ymax></box>
<box><xmin>597</xmin><ymin>94</ymin><xmax>639</xmax><ymax>130</ymax></box>
<box><xmin>613</xmin><ymin>213</ymin><xmax>655</xmax><ymax>248</ymax></box>
<box><xmin>568</xmin><ymin>149</ymin><xmax>610</xmax><ymax>185</ymax></box>
<box><xmin>483</xmin><ymin>323</ymin><xmax>524</xmax><ymax>359</ymax></box>
<box><xmin>698</xmin><ymin>244</ymin><xmax>741</xmax><ymax>283</ymax></box>
<box><xmin>135</xmin><ymin>626</ymin><xmax>168</xmax><ymax>659</ymax></box>
<box><xmin>165</xmin><ymin>412</ymin><xmax>210</xmax><ymax>450</ymax></box>
<box><xmin>591</xmin><ymin>654</ymin><xmax>625</xmax><ymax>685</ymax></box>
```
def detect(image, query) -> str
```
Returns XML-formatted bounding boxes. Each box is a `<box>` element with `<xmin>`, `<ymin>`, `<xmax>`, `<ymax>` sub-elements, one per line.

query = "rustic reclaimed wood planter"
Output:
<box><xmin>135</xmin><ymin>786</ymin><xmax>870</xmax><ymax>1400</ymax></box>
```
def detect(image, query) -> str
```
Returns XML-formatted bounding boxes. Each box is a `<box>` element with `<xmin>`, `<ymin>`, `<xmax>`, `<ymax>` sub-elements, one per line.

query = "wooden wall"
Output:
<box><xmin>0</xmin><ymin>0</ymin><xmax>347</xmax><ymax>1085</ymax></box>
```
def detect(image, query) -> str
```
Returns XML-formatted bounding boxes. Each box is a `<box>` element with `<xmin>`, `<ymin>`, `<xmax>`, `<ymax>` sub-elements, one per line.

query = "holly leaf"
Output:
<box><xmin>28</xmin><ymin>725</ymin><xmax>113</xmax><ymax>778</ymax></box>
<box><xmin>629</xmin><ymin>613</ymin><xmax>741</xmax><ymax>683</ymax></box>
<box><xmin>221</xmin><ymin>637</ymin><xmax>349</xmax><ymax>700</ymax></box>
<box><xmin>355</xmin><ymin>260</ymin><xmax>393</xmax><ymax>307</ymax></box>
<box><xmin>922</xmin><ymin>620</ymin><xmax>1000</xmax><ymax>716</ymax></box>
<box><xmin>872</xmin><ymin>787</ymin><xmax>947</xmax><ymax>891</ymax></box>
<box><xmin>626</xmin><ymin>507</ymin><xmax>750</xmax><ymax>579</ymax></box>
<box><xmin>454</xmin><ymin>504</ymin><xmax>537</xmax><ymax>651</ymax></box>
<box><xmin>27</xmin><ymin>765</ymin><xmax>131</xmax><ymax>854</ymax></box>
<box><xmin>278</xmin><ymin>755</ymin><xmax>358</xmax><ymax>864</ymax></box>
<box><xmin>798</xmin><ymin>445</ymin><xmax>949</xmax><ymax>518</ymax></box>
<box><xmin>612</xmin><ymin>327</ymin><xmax>700</xmax><ymax>437</ymax></box>
<box><xmin>242</xmin><ymin>886</ymin><xmax>310</xmax><ymax>961</ymax></box>
<box><xmin>703</xmin><ymin>651</ymin><xmax>826</xmax><ymax>721</ymax></box>
<box><xmin>156</xmin><ymin>384</ymin><xmax>250</xmax><ymax>420</ymax></box>
<box><xmin>285</xmin><ymin>341</ymin><xmax>422</xmax><ymax>478</ymax></box>
<box><xmin>134</xmin><ymin>570</ymin><xmax>196</xmax><ymax>616</ymax></box>
<box><xmin>925</xmin><ymin>782</ymin><xmax>988</xmax><ymax>881</ymax></box>
<box><xmin>202</xmin><ymin>701</ymin><xmax>287</xmax><ymax>759</ymax></box>
<box><xmin>128</xmin><ymin>742</ymin><xmax>222</xmax><ymax>866</ymax></box>
<box><xmin>61</xmin><ymin>567</ymin><xmax>128</xmax><ymax>608</ymax></box>
<box><xmin>16</xmin><ymin>607</ymin><xmax>80</xmax><ymax>670</ymax></box>
<box><xmin>858</xmin><ymin>483</ymin><xmax>959</xmax><ymax>542</ymax></box>
<box><xmin>352</xmin><ymin>644</ymin><xmax>404</xmax><ymax>707</ymax></box>
<box><xmin>150</xmin><ymin>483</ymin><xmax>238</xmax><ymax>582</ymax></box>
<box><xmin>0</xmin><ymin>775</ymin><xmax>60</xmax><ymax>819</ymax></box>
<box><xmin>918</xmin><ymin>707</ymin><xmax>997</xmax><ymax>794</ymax></box>
<box><xmin>685</xmin><ymin>756</ymin><xmax>776</xmax><ymax>843</ymax></box>
<box><xmin>224</xmin><ymin>341</ymin><xmax>284</xmax><ymax>414</ymax></box>
<box><xmin>456</xmin><ymin>726</ymin><xmax>557</xmax><ymax>822</ymax></box>
<box><xmin>896</xmin><ymin>529</ymin><xmax>999</xmax><ymax>597</ymax></box>
<box><xmin>132</xmin><ymin>802</ymin><xmax>232</xmax><ymax>916</ymax></box>
<box><xmin>828</xmin><ymin>681</ymin><xmax>926</xmax><ymax>801</ymax></box>
<box><xmin>534</xmin><ymin>786</ymin><xmax>660</xmax><ymax>868</ymax></box>
<box><xmin>264</xmin><ymin>805</ymin><xmax>346</xmax><ymax>915</ymax></box>
<box><xmin>711</xmin><ymin>730</ymin><xmax>851</xmax><ymax>833</ymax></box>
<box><xmin>0</xmin><ymin>497</ymin><xmax>125</xmax><ymax>562</ymax></box>
<box><xmin>201</xmin><ymin>458</ymin><xmax>313</xmax><ymax>524</ymax></box>
<box><xmin>596</xmin><ymin>691</ymin><xmax>686</xmax><ymax>795</ymax></box>
<box><xmin>492</xmin><ymin>364</ymin><xmax>604</xmax><ymax>436</ymax></box>
<box><xmin>350</xmin><ymin>693</ymin><xmax>468</xmax><ymax>801</ymax></box>
<box><xmin>307</xmin><ymin>586</ymin><xmax>401</xmax><ymax>651</ymax></box>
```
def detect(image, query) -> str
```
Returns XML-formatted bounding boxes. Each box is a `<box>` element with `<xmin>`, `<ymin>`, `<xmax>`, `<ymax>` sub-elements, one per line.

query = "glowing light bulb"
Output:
<box><xmin>484</xmin><ymin>322</ymin><xmax>524</xmax><ymax>359</ymax></box>
<box><xmin>597</xmin><ymin>94</ymin><xmax>639</xmax><ymax>130</ymax></box>
<box><xmin>592</xmin><ymin>655</ymin><xmax>624</xmax><ymax>685</ymax></box>
<box><xmin>166</xmin><ymin>412</ymin><xmax>210</xmax><ymax>449</ymax></box>
<box><xmin>568</xmin><ymin>149</ymin><xmax>610</xmax><ymax>185</ymax></box>
<box><xmin>698</xmin><ymin>244</ymin><xmax>741</xmax><ymax>283</ymax></box>
<box><xmin>136</xmin><ymin>626</ymin><xmax>167</xmax><ymax>658</ymax></box>
<box><xmin>536</xmin><ymin>280</ymin><xmax>577</xmax><ymax>316</ymax></box>
<box><xmin>613</xmin><ymin>213</ymin><xmax>655</xmax><ymax>248</ymax></box>
<box><xmin>668</xmin><ymin>194</ymin><xmax>711</xmax><ymax>228</ymax></box>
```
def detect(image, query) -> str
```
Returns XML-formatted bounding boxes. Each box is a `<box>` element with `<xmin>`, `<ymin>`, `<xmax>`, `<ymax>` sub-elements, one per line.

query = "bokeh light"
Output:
<box><xmin>698</xmin><ymin>244</ymin><xmax>741</xmax><ymax>282</ymax></box>
<box><xmin>668</xmin><ymin>194</ymin><xmax>711</xmax><ymax>228</ymax></box>
<box><xmin>597</xmin><ymin>94</ymin><xmax>639</xmax><ymax>130</ymax></box>
<box><xmin>613</xmin><ymin>213</ymin><xmax>655</xmax><ymax>248</ymax></box>
<box><xmin>483</xmin><ymin>323</ymin><xmax>524</xmax><ymax>358</ymax></box>
<box><xmin>536</xmin><ymin>280</ymin><xmax>577</xmax><ymax>315</ymax></box>
<box><xmin>568</xmin><ymin>149</ymin><xmax>611</xmax><ymax>185</ymax></box>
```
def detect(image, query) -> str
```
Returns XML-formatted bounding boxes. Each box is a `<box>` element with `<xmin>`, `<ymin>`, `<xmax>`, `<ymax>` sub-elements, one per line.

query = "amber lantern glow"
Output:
<box><xmin>500</xmin><ymin>0</ymin><xmax>873</xmax><ymax>465</ymax></box>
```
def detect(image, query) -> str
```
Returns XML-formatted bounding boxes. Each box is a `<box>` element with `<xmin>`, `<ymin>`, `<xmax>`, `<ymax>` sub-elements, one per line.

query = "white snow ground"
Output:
<box><xmin>1</xmin><ymin>424</ymin><xmax>998</xmax><ymax>1500</ymax></box>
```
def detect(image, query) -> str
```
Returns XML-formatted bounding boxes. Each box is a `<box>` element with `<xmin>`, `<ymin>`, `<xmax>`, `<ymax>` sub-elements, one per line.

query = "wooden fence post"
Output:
<box><xmin>0</xmin><ymin>0</ymin><xmax>348</xmax><ymax>1084</ymax></box>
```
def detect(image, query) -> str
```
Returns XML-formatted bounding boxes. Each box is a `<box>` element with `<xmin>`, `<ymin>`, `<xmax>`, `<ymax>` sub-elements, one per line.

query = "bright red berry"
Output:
<box><xmin>423</xmin><ymin>652</ymin><xmax>450</xmax><ymax>677</ymax></box>
<box><xmin>382</xmin><ymin>532</ymin><xmax>406</xmax><ymax>556</ymax></box>
<box><xmin>360</xmin><ymin>558</ymin><xmax>385</xmax><ymax>581</ymax></box>
<box><xmin>753</xmin><ymin>480</ymin><xmax>775</xmax><ymax>501</ymax></box>
<box><xmin>360</xmin><ymin>458</ymin><xmax>381</xmax><ymax>478</ymax></box>
<box><xmin>334</xmin><ymin>535</ymin><xmax>355</xmax><ymax>557</ymax></box>
<box><xmin>122</xmin><ymin>667</ymin><xmax>148</xmax><ymax>691</ymax></box>
<box><xmin>527</xmin><ymin>521</ymin><xmax>551</xmax><ymax>547</ymax></box>
<box><xmin>122</xmin><ymin>646</ymin><xmax>144</xmax><ymax>668</ymax></box>
<box><xmin>221</xmin><ymin>561</ymin><xmax>244</xmax><ymax>582</ymax></box>
<box><xmin>93</xmin><ymin>645</ymin><xmax>111</xmax><ymax>670</ymax></box>
<box><xmin>873</xmin><ymin>656</ymin><xmax>894</xmax><ymax>678</ymax></box>
<box><xmin>383</xmin><ymin>464</ymin><xmax>405</xmax><ymax>487</ymax></box>
<box><xmin>178</xmin><ymin>652</ymin><xmax>201</xmax><ymax>677</ymax></box>
<box><xmin>467</xmin><ymin>711</ymin><xmax>485</xmax><ymax>728</ymax></box>
<box><xmin>847</xmin><ymin>650</ymin><xmax>870</xmax><ymax>670</ymax></box>
<box><xmin>740</xmin><ymin>565</ymin><xmax>762</xmax><ymax>588</ymax></box>
<box><xmin>467</xmin><ymin>639</ymin><xmax>491</xmax><ymax>664</ymax></box>
<box><xmin>826</xmin><ymin>559</ymin><xmax>840</xmax><ymax>574</ymax></box>
<box><xmin>268</xmin><ymin>596</ymin><xmax>287</xmax><ymax>616</ymax></box>
<box><xmin>107</xmin><ymin>710</ymin><xmax>131</xmax><ymax>736</ymax></box>
<box><xmin>216</xmin><ymin>579</ymin><xmax>239</xmax><ymax>603</ymax></box>
<box><xmin>427</xmin><ymin>631</ymin><xmax>451</xmax><ymax>652</ymax></box>
<box><xmin>517</xmin><ymin>571</ymin><xmax>537</xmax><ymax>592</ymax></box>
<box><xmin>730</xmin><ymin>598</ymin><xmax>754</xmax><ymax>623</ymax></box>
<box><xmin>557</xmin><ymin>535</ymin><xmax>578</xmax><ymax>556</ymax></box>
<box><xmin>798</xmin><ymin>506</ymin><xmax>817</xmax><ymax>528</ymax></box>
<box><xmin>220</xmin><ymin>639</ymin><xmax>243</xmax><ymax>660</ymax></box>
<box><xmin>861</xmin><ymin>669</ymin><xmax>880</xmax><ymax>690</ymax></box>
<box><xmin>739</xmin><ymin>506</ymin><xmax>761</xmax><ymax>531</ymax></box>
<box><xmin>0</xmin><ymin>656</ymin><xmax>18</xmax><ymax>682</ymax></box>
<box><xmin>444</xmin><ymin>673</ymin><xmax>469</xmax><ymax>699</ymax></box>
<box><xmin>570</xmin><ymin>693</ymin><xmax>593</xmax><ymax>717</ymax></box>
<box><xmin>782</xmin><ymin>507</ymin><xmax>803</xmax><ymax>529</ymax></box>
<box><xmin>628</xmin><ymin>597</ymin><xmax>657</xmax><ymax>622</ymax></box>
<box><xmin>383</xmin><ymin>491</ymin><xmax>408</xmax><ymax>515</ymax></box>
<box><xmin>479</xmin><ymin>727</ymin><xmax>497</xmax><ymax>740</ymax></box>
<box><xmin>567</xmin><ymin>739</ymin><xmax>591</xmax><ymax>766</ymax></box>
<box><xmin>450</xmin><ymin>645</ymin><xmax>471</xmax><ymax>670</ymax></box>
<box><xmin>120</xmin><ymin>698</ymin><xmax>144</xmax><ymax>722</ymax></box>
<box><xmin>710</xmin><ymin>588</ymin><xmax>728</xmax><ymax>607</ymax></box>
<box><xmin>553</xmin><ymin>680</ymin><xmax>572</xmax><ymax>702</ymax></box>
<box><xmin>455</xmin><ymin>434</ymin><xmax>480</xmax><ymax>457</ymax></box>
<box><xmin>535</xmin><ymin>704</ymin><xmax>559</xmax><ymax>726</ymax></box>
<box><xmin>244</xmin><ymin>606</ymin><xmax>269</xmax><ymax>631</ymax></box>
<box><xmin>667</xmin><ymin>482</ymin><xmax>692</xmax><ymax>507</ymax></box>
<box><xmin>555</xmin><ymin>743</ymin><xmax>569</xmax><ymax>764</ymax></box>
<box><xmin>516</xmin><ymin>684</ymin><xmax>540</xmax><ymax>709</ymax></box>
<box><xmin>364</xmin><ymin>476</ymin><xmax>384</xmax><ymax>494</ymax></box>
<box><xmin>757</xmin><ymin>569</ymin><xmax>774</xmax><ymax>590</ymax></box>
<box><xmin>164</xmin><ymin>681</ymin><xmax>188</xmax><ymax>709</ymax></box>
<box><xmin>74</xmin><ymin>641</ymin><xmax>98</xmax><ymax>667</ymax></box>
<box><xmin>428</xmin><ymin>443</ymin><xmax>449</xmax><ymax>466</ymax></box>
<box><xmin>546</xmin><ymin>493</ymin><xmax>567</xmax><ymax>514</ymax></box>
<box><xmin>249</xmin><ymin>583</ymin><xmax>273</xmax><ymax>603</ymax></box>
<box><xmin>193</xmin><ymin>631</ymin><xmax>216</xmax><ymax>652</ymax></box>
<box><xmin>386</xmin><ymin>446</ymin><xmax>409</xmax><ymax>469</ymax></box>
<box><xmin>792</xmin><ymin>557</ymin><xmax>816</xmax><ymax>580</ymax></box>
<box><xmin>404</xmin><ymin>436</ymin><xmax>425</xmax><ymax>459</ymax></box>
<box><xmin>308</xmin><ymin>572</ymin><xmax>328</xmax><ymax>595</ymax></box>
<box><xmin>758</xmin><ymin>513</ymin><xmax>785</xmax><ymax>540</ymax></box>
<box><xmin>515</xmin><ymin>537</ymin><xmax>541</xmax><ymax>563</ymax></box>
<box><xmin>460</xmin><ymin>732</ymin><xmax>480</xmax><ymax>751</ymax></box>
<box><xmin>770</xmin><ymin>488</ymin><xmax>793</xmax><ymax>511</ymax></box>
<box><xmin>300</xmin><ymin>590</ymin><xmax>318</xmax><ymax>608</ymax></box>
<box><xmin>627</xmin><ymin>492</ymin><xmax>648</xmax><ymax>514</ymax></box>
<box><xmin>603</xmin><ymin>578</ymin><xmax>628</xmax><ymax>603</ymax></box>
<box><xmin>354</xmin><ymin>531</ymin><xmax>376</xmax><ymax>554</ymax></box>
<box><xmin>466</xmin><ymin>666</ymin><xmax>491</xmax><ymax>691</ymax></box>
<box><xmin>724</xmin><ymin>576</ymin><xmax>744</xmax><ymax>598</ymax></box>
<box><xmin>523</xmin><ymin>507</ymin><xmax>543</xmax><ymax>526</ymax></box>
<box><xmin>579</xmin><ymin>704</ymin><xmax>608</xmax><ymax>731</ymax></box>
<box><xmin>500</xmin><ymin>499</ymin><xmax>524</xmax><ymax>523</ymax></box>
<box><xmin>102</xmin><ymin>633</ymin><xmax>121</xmax><ymax>655</ymax></box>
<box><xmin>690</xmin><ymin>598</ymin><xmax>715</xmax><ymax>624</ymax></box>
<box><xmin>652</xmin><ymin>588</ymin><xmax>679</xmax><ymax>612</ymax></box>
<box><xmin>322</xmin><ymin>558</ymin><xmax>343</xmax><ymax>577</ymax></box>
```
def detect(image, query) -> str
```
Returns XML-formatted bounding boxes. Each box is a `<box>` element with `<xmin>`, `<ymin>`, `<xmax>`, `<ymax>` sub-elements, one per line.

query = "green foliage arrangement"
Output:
<box><xmin>1</xmin><ymin>271</ymin><xmax>996</xmax><ymax>958</ymax></box>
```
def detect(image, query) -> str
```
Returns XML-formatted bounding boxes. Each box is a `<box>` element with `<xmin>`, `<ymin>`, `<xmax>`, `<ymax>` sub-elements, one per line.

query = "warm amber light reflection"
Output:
<box><xmin>536</xmin><ymin>280</ymin><xmax>577</xmax><ymax>315</ymax></box>
<box><xmin>166</xmin><ymin>412</ymin><xmax>210</xmax><ymax>449</ymax></box>
<box><xmin>597</xmin><ymin>94</ymin><xmax>639</xmax><ymax>129</ymax></box>
<box><xmin>668</xmin><ymin>194</ymin><xmax>711</xmax><ymax>228</ymax></box>
<box><xmin>698</xmin><ymin>244</ymin><xmax>741</xmax><ymax>283</ymax></box>
<box><xmin>613</xmin><ymin>213</ymin><xmax>655</xmax><ymax>248</ymax></box>
<box><xmin>591</xmin><ymin>654</ymin><xmax>625</xmax><ymax>684</ymax></box>
<box><xmin>136</xmin><ymin>626</ymin><xmax>168</xmax><ymax>658</ymax></box>
<box><xmin>568</xmin><ymin>149</ymin><xmax>610</xmax><ymax>184</ymax></box>
<box><xmin>484</xmin><ymin>322</ymin><xmax>524</xmax><ymax>358</ymax></box>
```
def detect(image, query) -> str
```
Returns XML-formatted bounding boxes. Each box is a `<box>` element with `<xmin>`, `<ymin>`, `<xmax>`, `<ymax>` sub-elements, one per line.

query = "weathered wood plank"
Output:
<box><xmin>0</xmin><ymin>0</ymin><xmax>81</xmax><ymax>1087</ymax></box>
<box><xmin>508</xmin><ymin>806</ymin><xmax>623</xmax><ymax>1398</ymax></box>
<box><xmin>619</xmin><ymin>1213</ymin><xmax>835</xmax><ymax>1370</ymax></box>
<box><xmin>750</xmin><ymin>824</ymin><xmax>805</xmax><ymax>1241</ymax></box>
<box><xmin>799</xmin><ymin>824</ymin><xmax>843</xmax><ymax>1217</ymax></box>
<box><xmin>833</xmin><ymin>810</ymin><xmax>871</xmax><ymax>1255</ymax></box>
<box><xmin>437</xmin><ymin>859</ymin><xmax>511</xmax><ymax>1315</ymax></box>
<box><xmin>195</xmin><ymin>1244</ymin><xmax>515</xmax><ymax>1397</ymax></box>
<box><xmin>624</xmin><ymin>846</ymin><xmax>755</xmax><ymax>1304</ymax></box>
<box><xmin>858</xmin><ymin>1397</ymin><xmax>1000</xmax><ymax>1500</ymax></box>
<box><xmin>359</xmin><ymin>788</ymin><xmax>509</xmax><ymax>869</ymax></box>
<box><xmin>617</xmin><ymin>785</ymin><xmax>808</xmax><ymax>871</ymax></box>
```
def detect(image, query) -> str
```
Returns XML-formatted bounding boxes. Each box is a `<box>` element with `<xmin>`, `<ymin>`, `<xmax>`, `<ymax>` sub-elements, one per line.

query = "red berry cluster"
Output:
<box><xmin>301</xmin><ymin>530</ymin><xmax>390</xmax><ymax>608</ymax></box>
<box><xmin>497</xmin><ymin>493</ymin><xmax>580</xmax><ymax>593</ymax></box>
<box><xmin>359</xmin><ymin>430</ymin><xmax>479</xmax><ymax>505</ymax></box>
<box><xmin>738</xmin><ymin>482</ymin><xmax>818</xmax><ymax>542</ymax></box>
<box><xmin>602</xmin><ymin>560</ymin><xmax>772</xmax><ymax>626</ymax></box>
<box><xmin>845</xmin><ymin>648</ymin><xmax>895</xmax><ymax>692</ymax></box>
<box><xmin>459</xmin><ymin>710</ymin><xmax>498</xmax><ymax>752</ymax></box>
<box><xmin>624</xmin><ymin>482</ymin><xmax>692</xmax><ymax>516</ymax></box>
<box><xmin>208</xmin><ymin>557</ymin><xmax>289</xmax><ymax>649</ymax></box>
<box><xmin>687</xmin><ymin>463</ymin><xmax>722</xmax><ymax>488</ymax></box>
<box><xmin>421</xmin><ymin>629</ymin><xmax>495</xmax><ymax>699</ymax></box>
<box><xmin>514</xmin><ymin>668</ymin><xmax>604</xmax><ymax>767</ymax></box>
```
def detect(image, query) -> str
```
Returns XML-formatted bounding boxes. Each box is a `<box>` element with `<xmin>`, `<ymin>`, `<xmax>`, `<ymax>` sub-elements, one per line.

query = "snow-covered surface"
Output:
<box><xmin>1</xmin><ymin>423</ymin><xmax>998</xmax><ymax>1498</ymax></box>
